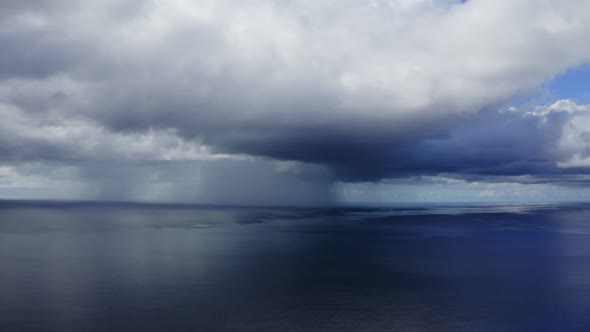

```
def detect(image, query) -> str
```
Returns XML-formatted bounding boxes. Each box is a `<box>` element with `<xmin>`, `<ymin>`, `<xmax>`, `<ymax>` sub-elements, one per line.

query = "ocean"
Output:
<box><xmin>1</xmin><ymin>200</ymin><xmax>590</xmax><ymax>331</ymax></box>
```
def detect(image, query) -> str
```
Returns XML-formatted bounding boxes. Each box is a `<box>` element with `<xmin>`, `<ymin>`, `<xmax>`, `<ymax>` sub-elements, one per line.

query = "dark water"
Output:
<box><xmin>2</xmin><ymin>201</ymin><xmax>590</xmax><ymax>331</ymax></box>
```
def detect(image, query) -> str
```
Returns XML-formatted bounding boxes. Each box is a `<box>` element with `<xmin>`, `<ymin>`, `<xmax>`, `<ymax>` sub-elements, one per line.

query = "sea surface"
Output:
<box><xmin>2</xmin><ymin>201</ymin><xmax>590</xmax><ymax>331</ymax></box>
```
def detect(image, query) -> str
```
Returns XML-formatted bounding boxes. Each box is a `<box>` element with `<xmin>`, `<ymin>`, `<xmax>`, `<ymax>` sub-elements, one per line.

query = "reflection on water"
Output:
<box><xmin>2</xmin><ymin>201</ymin><xmax>590</xmax><ymax>331</ymax></box>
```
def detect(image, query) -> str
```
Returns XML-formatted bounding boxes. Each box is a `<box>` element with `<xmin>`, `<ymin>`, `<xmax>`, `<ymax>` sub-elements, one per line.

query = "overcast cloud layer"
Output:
<box><xmin>2</xmin><ymin>0</ymin><xmax>590</xmax><ymax>204</ymax></box>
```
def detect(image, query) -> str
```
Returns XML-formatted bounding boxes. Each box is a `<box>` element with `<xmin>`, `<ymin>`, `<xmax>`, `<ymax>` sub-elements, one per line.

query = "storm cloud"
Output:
<box><xmin>2</xmin><ymin>0</ymin><xmax>590</xmax><ymax>203</ymax></box>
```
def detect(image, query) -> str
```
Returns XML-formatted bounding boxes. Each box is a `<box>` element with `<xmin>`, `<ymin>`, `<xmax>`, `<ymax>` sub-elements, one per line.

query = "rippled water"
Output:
<box><xmin>2</xmin><ymin>201</ymin><xmax>590</xmax><ymax>331</ymax></box>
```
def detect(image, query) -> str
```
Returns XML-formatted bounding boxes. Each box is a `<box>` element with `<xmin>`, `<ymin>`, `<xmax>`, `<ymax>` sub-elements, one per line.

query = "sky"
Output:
<box><xmin>2</xmin><ymin>0</ymin><xmax>590</xmax><ymax>205</ymax></box>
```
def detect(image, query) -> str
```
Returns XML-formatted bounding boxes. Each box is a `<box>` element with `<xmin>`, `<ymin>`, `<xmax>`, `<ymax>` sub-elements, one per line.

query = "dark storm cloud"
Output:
<box><xmin>233</xmin><ymin>106</ymin><xmax>590</xmax><ymax>181</ymax></box>
<box><xmin>386</xmin><ymin>110</ymin><xmax>569</xmax><ymax>177</ymax></box>
<box><xmin>0</xmin><ymin>26</ymin><xmax>88</xmax><ymax>80</ymax></box>
<box><xmin>2</xmin><ymin>0</ymin><xmax>590</xmax><ymax>197</ymax></box>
